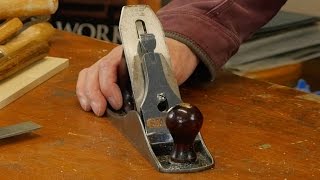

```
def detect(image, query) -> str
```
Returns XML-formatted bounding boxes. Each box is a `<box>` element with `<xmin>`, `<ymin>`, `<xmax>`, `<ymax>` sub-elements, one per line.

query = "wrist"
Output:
<box><xmin>165</xmin><ymin>38</ymin><xmax>199</xmax><ymax>85</ymax></box>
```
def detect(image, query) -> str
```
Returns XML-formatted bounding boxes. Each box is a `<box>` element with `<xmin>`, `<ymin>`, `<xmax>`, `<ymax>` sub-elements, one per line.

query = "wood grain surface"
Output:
<box><xmin>0</xmin><ymin>56</ymin><xmax>68</xmax><ymax>109</ymax></box>
<box><xmin>0</xmin><ymin>31</ymin><xmax>319</xmax><ymax>179</ymax></box>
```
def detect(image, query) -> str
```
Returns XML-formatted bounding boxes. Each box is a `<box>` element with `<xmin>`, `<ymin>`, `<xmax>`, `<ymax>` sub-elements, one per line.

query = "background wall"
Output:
<box><xmin>51</xmin><ymin>0</ymin><xmax>319</xmax><ymax>44</ymax></box>
<box><xmin>282</xmin><ymin>0</ymin><xmax>320</xmax><ymax>16</ymax></box>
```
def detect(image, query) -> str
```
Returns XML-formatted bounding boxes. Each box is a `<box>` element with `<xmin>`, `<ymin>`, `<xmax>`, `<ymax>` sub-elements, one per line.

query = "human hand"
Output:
<box><xmin>76</xmin><ymin>38</ymin><xmax>199</xmax><ymax>116</ymax></box>
<box><xmin>165</xmin><ymin>38</ymin><xmax>199</xmax><ymax>84</ymax></box>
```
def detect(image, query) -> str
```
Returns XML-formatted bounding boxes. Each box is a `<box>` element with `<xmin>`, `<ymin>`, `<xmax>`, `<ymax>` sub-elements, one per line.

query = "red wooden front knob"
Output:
<box><xmin>166</xmin><ymin>103</ymin><xmax>203</xmax><ymax>163</ymax></box>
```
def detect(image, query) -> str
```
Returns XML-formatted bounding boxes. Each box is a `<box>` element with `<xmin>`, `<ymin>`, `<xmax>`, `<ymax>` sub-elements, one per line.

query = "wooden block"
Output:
<box><xmin>0</xmin><ymin>56</ymin><xmax>69</xmax><ymax>109</ymax></box>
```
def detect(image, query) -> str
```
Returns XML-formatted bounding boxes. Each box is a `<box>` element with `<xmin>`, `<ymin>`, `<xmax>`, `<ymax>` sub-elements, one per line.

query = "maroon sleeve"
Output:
<box><xmin>157</xmin><ymin>0</ymin><xmax>287</xmax><ymax>80</ymax></box>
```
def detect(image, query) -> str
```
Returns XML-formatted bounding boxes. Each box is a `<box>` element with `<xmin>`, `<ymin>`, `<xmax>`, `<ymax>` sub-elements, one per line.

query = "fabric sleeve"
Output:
<box><xmin>157</xmin><ymin>0</ymin><xmax>287</xmax><ymax>80</ymax></box>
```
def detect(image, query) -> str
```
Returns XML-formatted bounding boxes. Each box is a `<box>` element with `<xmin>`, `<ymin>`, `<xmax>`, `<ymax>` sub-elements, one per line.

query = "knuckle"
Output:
<box><xmin>84</xmin><ymin>87</ymin><xmax>95</xmax><ymax>99</ymax></box>
<box><xmin>87</xmin><ymin>66</ymin><xmax>97</xmax><ymax>74</ymax></box>
<box><xmin>78</xmin><ymin>68</ymin><xmax>88</xmax><ymax>76</ymax></box>
<box><xmin>85</xmin><ymin>86</ymin><xmax>101</xmax><ymax>101</ymax></box>
<box><xmin>100</xmin><ymin>84</ymin><xmax>111</xmax><ymax>96</ymax></box>
<box><xmin>99</xmin><ymin>59</ymin><xmax>112</xmax><ymax>69</ymax></box>
<box><xmin>76</xmin><ymin>85</ymin><xmax>85</xmax><ymax>98</ymax></box>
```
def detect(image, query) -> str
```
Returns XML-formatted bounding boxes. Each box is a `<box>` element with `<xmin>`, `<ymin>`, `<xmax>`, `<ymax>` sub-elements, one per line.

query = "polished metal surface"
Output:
<box><xmin>119</xmin><ymin>5</ymin><xmax>180</xmax><ymax>111</ymax></box>
<box><xmin>108</xmin><ymin>109</ymin><xmax>214</xmax><ymax>173</ymax></box>
<box><xmin>108</xmin><ymin>5</ymin><xmax>214</xmax><ymax>173</ymax></box>
<box><xmin>0</xmin><ymin>121</ymin><xmax>41</xmax><ymax>139</ymax></box>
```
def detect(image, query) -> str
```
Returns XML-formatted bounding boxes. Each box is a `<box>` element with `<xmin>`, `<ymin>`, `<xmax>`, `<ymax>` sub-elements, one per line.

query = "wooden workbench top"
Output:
<box><xmin>0</xmin><ymin>31</ymin><xmax>319</xmax><ymax>179</ymax></box>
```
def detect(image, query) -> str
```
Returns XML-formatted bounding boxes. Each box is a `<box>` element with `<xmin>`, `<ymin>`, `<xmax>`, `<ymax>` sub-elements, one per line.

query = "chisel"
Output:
<box><xmin>0</xmin><ymin>0</ymin><xmax>58</xmax><ymax>20</ymax></box>
<box><xmin>0</xmin><ymin>18</ymin><xmax>23</xmax><ymax>44</ymax></box>
<box><xmin>0</xmin><ymin>40</ymin><xmax>50</xmax><ymax>81</ymax></box>
<box><xmin>0</xmin><ymin>121</ymin><xmax>41</xmax><ymax>139</ymax></box>
<box><xmin>0</xmin><ymin>22</ymin><xmax>55</xmax><ymax>59</ymax></box>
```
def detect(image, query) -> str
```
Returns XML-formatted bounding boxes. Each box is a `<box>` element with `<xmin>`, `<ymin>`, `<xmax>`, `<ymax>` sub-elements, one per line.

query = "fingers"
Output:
<box><xmin>76</xmin><ymin>68</ymin><xmax>91</xmax><ymax>111</ymax></box>
<box><xmin>76</xmin><ymin>45</ymin><xmax>124</xmax><ymax>116</ymax></box>
<box><xmin>76</xmin><ymin>61</ymin><xmax>107</xmax><ymax>116</ymax></box>
<box><xmin>98</xmin><ymin>46</ymin><xmax>123</xmax><ymax>110</ymax></box>
<box><xmin>77</xmin><ymin>38</ymin><xmax>199</xmax><ymax>117</ymax></box>
<box><xmin>84</xmin><ymin>65</ymin><xmax>108</xmax><ymax>116</ymax></box>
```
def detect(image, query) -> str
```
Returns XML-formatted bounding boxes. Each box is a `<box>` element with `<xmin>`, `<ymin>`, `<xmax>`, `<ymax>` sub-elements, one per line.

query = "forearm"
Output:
<box><xmin>157</xmin><ymin>0</ymin><xmax>287</xmax><ymax>80</ymax></box>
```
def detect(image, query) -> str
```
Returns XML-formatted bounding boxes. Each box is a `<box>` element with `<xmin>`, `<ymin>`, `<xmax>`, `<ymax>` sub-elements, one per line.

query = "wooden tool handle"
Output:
<box><xmin>166</xmin><ymin>103</ymin><xmax>203</xmax><ymax>163</ymax></box>
<box><xmin>0</xmin><ymin>0</ymin><xmax>58</xmax><ymax>19</ymax></box>
<box><xmin>0</xmin><ymin>22</ymin><xmax>55</xmax><ymax>58</ymax></box>
<box><xmin>0</xmin><ymin>41</ymin><xmax>49</xmax><ymax>81</ymax></box>
<box><xmin>0</xmin><ymin>18</ymin><xmax>23</xmax><ymax>44</ymax></box>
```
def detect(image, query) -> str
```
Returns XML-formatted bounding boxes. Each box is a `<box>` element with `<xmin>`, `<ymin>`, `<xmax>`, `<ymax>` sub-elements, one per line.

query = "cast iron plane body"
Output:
<box><xmin>108</xmin><ymin>5</ymin><xmax>214</xmax><ymax>173</ymax></box>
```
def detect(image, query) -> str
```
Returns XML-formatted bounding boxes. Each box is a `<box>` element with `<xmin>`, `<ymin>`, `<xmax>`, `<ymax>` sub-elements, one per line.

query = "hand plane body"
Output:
<box><xmin>108</xmin><ymin>5</ymin><xmax>214</xmax><ymax>173</ymax></box>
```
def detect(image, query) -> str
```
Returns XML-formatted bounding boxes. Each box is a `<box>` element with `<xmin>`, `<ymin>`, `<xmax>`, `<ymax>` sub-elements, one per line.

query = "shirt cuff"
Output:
<box><xmin>158</xmin><ymin>11</ymin><xmax>240</xmax><ymax>81</ymax></box>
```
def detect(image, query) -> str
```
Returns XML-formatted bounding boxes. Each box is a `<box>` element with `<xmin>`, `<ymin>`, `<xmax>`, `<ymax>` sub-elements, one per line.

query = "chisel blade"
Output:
<box><xmin>0</xmin><ymin>121</ymin><xmax>41</xmax><ymax>139</ymax></box>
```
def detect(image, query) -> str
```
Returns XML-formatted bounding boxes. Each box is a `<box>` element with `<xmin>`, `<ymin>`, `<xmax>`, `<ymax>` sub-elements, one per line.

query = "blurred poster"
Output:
<box><xmin>51</xmin><ymin>0</ymin><xmax>126</xmax><ymax>44</ymax></box>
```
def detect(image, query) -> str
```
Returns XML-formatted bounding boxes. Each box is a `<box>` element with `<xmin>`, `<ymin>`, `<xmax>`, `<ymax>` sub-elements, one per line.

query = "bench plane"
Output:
<box><xmin>108</xmin><ymin>5</ymin><xmax>214</xmax><ymax>173</ymax></box>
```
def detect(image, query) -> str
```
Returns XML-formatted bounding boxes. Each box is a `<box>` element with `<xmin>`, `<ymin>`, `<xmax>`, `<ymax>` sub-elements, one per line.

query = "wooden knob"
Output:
<box><xmin>166</xmin><ymin>103</ymin><xmax>203</xmax><ymax>163</ymax></box>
